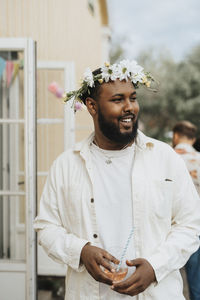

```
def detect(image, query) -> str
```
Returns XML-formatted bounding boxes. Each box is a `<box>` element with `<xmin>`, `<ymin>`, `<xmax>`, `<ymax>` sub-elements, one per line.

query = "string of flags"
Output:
<box><xmin>0</xmin><ymin>56</ymin><xmax>83</xmax><ymax>112</ymax></box>
<box><xmin>0</xmin><ymin>57</ymin><xmax>22</xmax><ymax>87</ymax></box>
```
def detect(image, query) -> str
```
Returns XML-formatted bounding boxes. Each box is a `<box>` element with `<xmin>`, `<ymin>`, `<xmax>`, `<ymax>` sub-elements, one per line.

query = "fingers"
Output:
<box><xmin>111</xmin><ymin>258</ymin><xmax>155</xmax><ymax>296</ymax></box>
<box><xmin>126</xmin><ymin>258</ymin><xmax>143</xmax><ymax>267</ymax></box>
<box><xmin>100</xmin><ymin>259</ymin><xmax>116</xmax><ymax>273</ymax></box>
<box><xmin>95</xmin><ymin>268</ymin><xmax>114</xmax><ymax>285</ymax></box>
<box><xmin>81</xmin><ymin>245</ymin><xmax>118</xmax><ymax>285</ymax></box>
<box><xmin>112</xmin><ymin>270</ymin><xmax>138</xmax><ymax>290</ymax></box>
<box><xmin>87</xmin><ymin>259</ymin><xmax>114</xmax><ymax>285</ymax></box>
<box><xmin>111</xmin><ymin>281</ymin><xmax>143</xmax><ymax>296</ymax></box>
<box><xmin>103</xmin><ymin>251</ymin><xmax>120</xmax><ymax>265</ymax></box>
<box><xmin>111</xmin><ymin>273</ymin><xmax>146</xmax><ymax>296</ymax></box>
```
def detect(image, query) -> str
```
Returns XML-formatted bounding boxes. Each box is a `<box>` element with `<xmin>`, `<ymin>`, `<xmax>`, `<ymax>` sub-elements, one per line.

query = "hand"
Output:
<box><xmin>111</xmin><ymin>258</ymin><xmax>156</xmax><ymax>296</ymax></box>
<box><xmin>80</xmin><ymin>243</ymin><xmax>119</xmax><ymax>285</ymax></box>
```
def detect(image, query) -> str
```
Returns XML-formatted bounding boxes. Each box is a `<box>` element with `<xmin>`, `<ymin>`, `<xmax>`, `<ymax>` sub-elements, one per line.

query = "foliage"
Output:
<box><xmin>132</xmin><ymin>46</ymin><xmax>200</xmax><ymax>141</ymax></box>
<box><xmin>109</xmin><ymin>41</ymin><xmax>200</xmax><ymax>141</ymax></box>
<box><xmin>109</xmin><ymin>36</ymin><xmax>127</xmax><ymax>64</ymax></box>
<box><xmin>110</xmin><ymin>43</ymin><xmax>124</xmax><ymax>64</ymax></box>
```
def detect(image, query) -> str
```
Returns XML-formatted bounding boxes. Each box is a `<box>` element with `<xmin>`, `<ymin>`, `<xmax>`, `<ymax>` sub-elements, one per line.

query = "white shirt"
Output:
<box><xmin>34</xmin><ymin>131</ymin><xmax>200</xmax><ymax>300</ymax></box>
<box><xmin>90</xmin><ymin>143</ymin><xmax>136</xmax><ymax>299</ymax></box>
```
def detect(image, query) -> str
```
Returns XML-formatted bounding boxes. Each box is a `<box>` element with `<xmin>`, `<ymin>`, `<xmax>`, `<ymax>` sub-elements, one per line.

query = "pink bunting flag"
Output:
<box><xmin>6</xmin><ymin>61</ymin><xmax>14</xmax><ymax>87</ymax></box>
<box><xmin>48</xmin><ymin>81</ymin><xmax>64</xmax><ymax>98</ymax></box>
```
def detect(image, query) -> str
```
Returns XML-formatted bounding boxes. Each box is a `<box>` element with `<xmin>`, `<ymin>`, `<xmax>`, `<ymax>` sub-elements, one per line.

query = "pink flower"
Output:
<box><xmin>48</xmin><ymin>81</ymin><xmax>59</xmax><ymax>94</ymax></box>
<box><xmin>75</xmin><ymin>102</ymin><xmax>83</xmax><ymax>111</ymax></box>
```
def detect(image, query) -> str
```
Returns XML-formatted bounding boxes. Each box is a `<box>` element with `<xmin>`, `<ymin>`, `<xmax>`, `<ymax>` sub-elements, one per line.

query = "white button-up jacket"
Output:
<box><xmin>34</xmin><ymin>131</ymin><xmax>200</xmax><ymax>300</ymax></box>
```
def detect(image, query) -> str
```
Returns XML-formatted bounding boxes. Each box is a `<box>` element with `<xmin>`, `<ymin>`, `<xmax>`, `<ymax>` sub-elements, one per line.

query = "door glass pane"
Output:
<box><xmin>0</xmin><ymin>51</ymin><xmax>24</xmax><ymax>119</ymax></box>
<box><xmin>0</xmin><ymin>50</ymin><xmax>25</xmax><ymax>261</ymax></box>
<box><xmin>0</xmin><ymin>195</ymin><xmax>25</xmax><ymax>260</ymax></box>
<box><xmin>0</xmin><ymin>123</ymin><xmax>25</xmax><ymax>192</ymax></box>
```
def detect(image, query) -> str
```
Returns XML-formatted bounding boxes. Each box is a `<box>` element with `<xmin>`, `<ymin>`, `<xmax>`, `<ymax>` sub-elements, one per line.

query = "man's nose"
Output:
<box><xmin>123</xmin><ymin>99</ymin><xmax>133</xmax><ymax>112</ymax></box>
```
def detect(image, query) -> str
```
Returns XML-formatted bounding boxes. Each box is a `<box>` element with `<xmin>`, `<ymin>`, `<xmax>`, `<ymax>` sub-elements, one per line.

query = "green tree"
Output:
<box><xmin>136</xmin><ymin>46</ymin><xmax>200</xmax><ymax>141</ymax></box>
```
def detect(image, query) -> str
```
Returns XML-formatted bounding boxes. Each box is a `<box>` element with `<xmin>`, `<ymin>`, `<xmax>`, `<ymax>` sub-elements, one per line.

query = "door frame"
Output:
<box><xmin>37</xmin><ymin>60</ymin><xmax>75</xmax><ymax>276</ymax></box>
<box><xmin>0</xmin><ymin>37</ymin><xmax>37</xmax><ymax>300</ymax></box>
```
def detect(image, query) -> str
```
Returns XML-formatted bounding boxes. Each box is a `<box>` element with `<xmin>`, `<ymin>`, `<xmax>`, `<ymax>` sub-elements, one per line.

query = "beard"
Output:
<box><xmin>98</xmin><ymin>107</ymin><xmax>138</xmax><ymax>145</ymax></box>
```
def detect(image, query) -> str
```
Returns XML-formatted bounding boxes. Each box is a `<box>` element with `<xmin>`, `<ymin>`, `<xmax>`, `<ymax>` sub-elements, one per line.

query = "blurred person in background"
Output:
<box><xmin>173</xmin><ymin>120</ymin><xmax>200</xmax><ymax>300</ymax></box>
<box><xmin>194</xmin><ymin>137</ymin><xmax>200</xmax><ymax>152</ymax></box>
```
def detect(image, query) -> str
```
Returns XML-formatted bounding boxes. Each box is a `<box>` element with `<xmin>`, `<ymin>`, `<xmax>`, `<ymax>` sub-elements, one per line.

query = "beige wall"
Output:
<box><xmin>0</xmin><ymin>0</ymin><xmax>110</xmax><ymax>201</ymax></box>
<box><xmin>0</xmin><ymin>0</ymin><xmax>107</xmax><ymax>76</ymax></box>
<box><xmin>0</xmin><ymin>0</ymin><xmax>109</xmax><ymax>140</ymax></box>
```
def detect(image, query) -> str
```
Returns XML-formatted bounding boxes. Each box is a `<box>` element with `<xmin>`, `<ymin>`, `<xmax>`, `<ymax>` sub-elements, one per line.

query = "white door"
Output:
<box><xmin>37</xmin><ymin>61</ymin><xmax>75</xmax><ymax>276</ymax></box>
<box><xmin>0</xmin><ymin>38</ymin><xmax>37</xmax><ymax>300</ymax></box>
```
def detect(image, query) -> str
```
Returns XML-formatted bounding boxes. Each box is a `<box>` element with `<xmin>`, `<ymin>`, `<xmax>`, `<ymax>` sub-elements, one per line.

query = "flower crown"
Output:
<box><xmin>63</xmin><ymin>59</ymin><xmax>154</xmax><ymax>105</ymax></box>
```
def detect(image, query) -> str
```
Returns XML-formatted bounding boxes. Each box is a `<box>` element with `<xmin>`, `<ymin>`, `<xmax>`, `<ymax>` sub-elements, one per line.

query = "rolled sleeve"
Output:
<box><xmin>35</xmin><ymin>222</ymin><xmax>89</xmax><ymax>271</ymax></box>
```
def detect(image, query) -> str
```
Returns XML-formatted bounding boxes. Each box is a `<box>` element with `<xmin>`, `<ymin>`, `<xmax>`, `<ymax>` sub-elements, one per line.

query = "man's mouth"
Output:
<box><xmin>119</xmin><ymin>115</ymin><xmax>135</xmax><ymax>124</ymax></box>
<box><xmin>120</xmin><ymin>117</ymin><xmax>132</xmax><ymax>123</ymax></box>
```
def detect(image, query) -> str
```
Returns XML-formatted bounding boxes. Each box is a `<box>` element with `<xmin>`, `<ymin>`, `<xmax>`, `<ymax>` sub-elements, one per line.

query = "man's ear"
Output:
<box><xmin>85</xmin><ymin>97</ymin><xmax>97</xmax><ymax>116</ymax></box>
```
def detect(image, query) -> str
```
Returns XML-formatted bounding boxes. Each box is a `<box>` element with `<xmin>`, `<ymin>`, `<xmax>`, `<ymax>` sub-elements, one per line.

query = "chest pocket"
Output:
<box><xmin>149</xmin><ymin>180</ymin><xmax>174</xmax><ymax>219</ymax></box>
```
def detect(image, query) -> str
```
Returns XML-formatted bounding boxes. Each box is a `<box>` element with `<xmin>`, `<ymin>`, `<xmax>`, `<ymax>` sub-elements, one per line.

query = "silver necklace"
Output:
<box><xmin>93</xmin><ymin>139</ymin><xmax>131</xmax><ymax>164</ymax></box>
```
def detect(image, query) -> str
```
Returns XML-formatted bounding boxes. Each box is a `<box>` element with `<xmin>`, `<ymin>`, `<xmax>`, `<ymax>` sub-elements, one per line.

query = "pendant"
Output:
<box><xmin>106</xmin><ymin>159</ymin><xmax>112</xmax><ymax>164</ymax></box>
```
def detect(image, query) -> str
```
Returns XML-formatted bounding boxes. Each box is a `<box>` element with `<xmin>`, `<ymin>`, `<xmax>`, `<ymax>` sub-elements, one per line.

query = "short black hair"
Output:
<box><xmin>173</xmin><ymin>121</ymin><xmax>197</xmax><ymax>140</ymax></box>
<box><xmin>79</xmin><ymin>68</ymin><xmax>102</xmax><ymax>104</ymax></box>
<box><xmin>193</xmin><ymin>137</ymin><xmax>200</xmax><ymax>152</ymax></box>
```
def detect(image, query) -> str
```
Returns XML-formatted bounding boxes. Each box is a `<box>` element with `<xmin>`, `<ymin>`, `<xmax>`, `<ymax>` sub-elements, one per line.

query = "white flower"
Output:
<box><xmin>117</xmin><ymin>59</ymin><xmax>132</xmax><ymax>81</ymax></box>
<box><xmin>131</xmin><ymin>72</ymin><xmax>145</xmax><ymax>84</ymax></box>
<box><xmin>101</xmin><ymin>64</ymin><xmax>119</xmax><ymax>82</ymax></box>
<box><xmin>101</xmin><ymin>65</ymin><xmax>110</xmax><ymax>82</ymax></box>
<box><xmin>129</xmin><ymin>62</ymin><xmax>145</xmax><ymax>84</ymax></box>
<box><xmin>116</xmin><ymin>60</ymin><xmax>145</xmax><ymax>83</ymax></box>
<box><xmin>83</xmin><ymin>67</ymin><xmax>94</xmax><ymax>87</ymax></box>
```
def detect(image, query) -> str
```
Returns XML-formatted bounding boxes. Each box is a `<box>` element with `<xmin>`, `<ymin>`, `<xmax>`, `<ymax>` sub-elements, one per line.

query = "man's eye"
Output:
<box><xmin>130</xmin><ymin>97</ymin><xmax>137</xmax><ymax>101</ymax></box>
<box><xmin>112</xmin><ymin>98</ymin><xmax>122</xmax><ymax>102</ymax></box>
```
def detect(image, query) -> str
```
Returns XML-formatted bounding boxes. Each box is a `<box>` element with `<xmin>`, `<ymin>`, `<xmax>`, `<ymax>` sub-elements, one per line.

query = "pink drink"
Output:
<box><xmin>104</xmin><ymin>267</ymin><xmax>128</xmax><ymax>282</ymax></box>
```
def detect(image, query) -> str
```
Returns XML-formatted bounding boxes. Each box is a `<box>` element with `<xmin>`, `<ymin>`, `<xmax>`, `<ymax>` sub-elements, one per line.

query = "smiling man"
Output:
<box><xmin>34</xmin><ymin>60</ymin><xmax>200</xmax><ymax>300</ymax></box>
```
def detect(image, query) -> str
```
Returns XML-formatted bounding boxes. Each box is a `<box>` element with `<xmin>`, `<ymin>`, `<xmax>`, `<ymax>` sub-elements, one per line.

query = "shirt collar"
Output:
<box><xmin>73</xmin><ymin>130</ymin><xmax>154</xmax><ymax>153</ymax></box>
<box><xmin>175</xmin><ymin>143</ymin><xmax>195</xmax><ymax>153</ymax></box>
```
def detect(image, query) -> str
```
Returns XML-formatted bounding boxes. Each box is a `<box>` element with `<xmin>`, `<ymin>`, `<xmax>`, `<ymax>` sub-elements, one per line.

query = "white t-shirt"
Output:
<box><xmin>90</xmin><ymin>142</ymin><xmax>136</xmax><ymax>299</ymax></box>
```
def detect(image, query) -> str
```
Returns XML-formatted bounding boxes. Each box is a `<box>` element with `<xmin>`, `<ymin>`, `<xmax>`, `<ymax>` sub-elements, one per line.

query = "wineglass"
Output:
<box><xmin>102</xmin><ymin>246</ymin><xmax>128</xmax><ymax>283</ymax></box>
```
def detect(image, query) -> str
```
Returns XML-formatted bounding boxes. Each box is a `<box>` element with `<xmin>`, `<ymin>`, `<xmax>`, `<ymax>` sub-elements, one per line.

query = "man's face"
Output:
<box><xmin>96</xmin><ymin>79</ymin><xmax>139</xmax><ymax>144</ymax></box>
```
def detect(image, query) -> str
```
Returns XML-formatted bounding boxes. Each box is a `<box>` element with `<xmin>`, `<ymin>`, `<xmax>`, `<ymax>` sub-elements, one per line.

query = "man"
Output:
<box><xmin>34</xmin><ymin>60</ymin><xmax>200</xmax><ymax>300</ymax></box>
<box><xmin>173</xmin><ymin>120</ymin><xmax>200</xmax><ymax>300</ymax></box>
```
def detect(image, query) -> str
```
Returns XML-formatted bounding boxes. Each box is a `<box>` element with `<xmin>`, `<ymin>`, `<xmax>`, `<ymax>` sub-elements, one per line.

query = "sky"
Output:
<box><xmin>107</xmin><ymin>0</ymin><xmax>200</xmax><ymax>61</ymax></box>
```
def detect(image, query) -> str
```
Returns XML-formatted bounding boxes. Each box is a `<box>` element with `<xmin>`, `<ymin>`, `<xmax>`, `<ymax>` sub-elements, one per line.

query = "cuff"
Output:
<box><xmin>68</xmin><ymin>238</ymin><xmax>89</xmax><ymax>272</ymax></box>
<box><xmin>145</xmin><ymin>254</ymin><xmax>169</xmax><ymax>283</ymax></box>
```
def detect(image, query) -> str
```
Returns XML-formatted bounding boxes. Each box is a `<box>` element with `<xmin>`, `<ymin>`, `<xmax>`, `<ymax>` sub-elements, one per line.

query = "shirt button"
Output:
<box><xmin>91</xmin><ymin>198</ymin><xmax>94</xmax><ymax>203</ymax></box>
<box><xmin>93</xmin><ymin>234</ymin><xmax>98</xmax><ymax>238</ymax></box>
